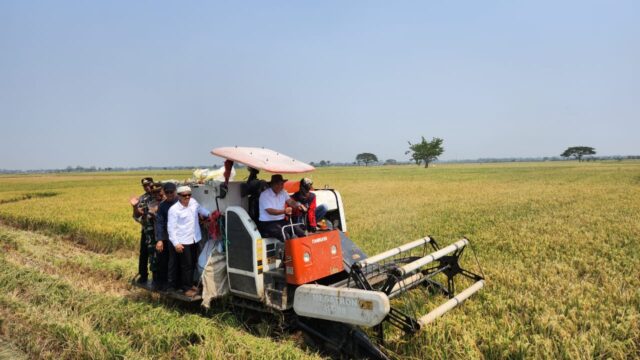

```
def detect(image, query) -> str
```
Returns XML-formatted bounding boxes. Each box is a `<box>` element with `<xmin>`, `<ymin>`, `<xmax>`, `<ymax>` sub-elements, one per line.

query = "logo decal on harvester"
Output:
<box><xmin>312</xmin><ymin>294</ymin><xmax>358</xmax><ymax>307</ymax></box>
<box><xmin>311</xmin><ymin>236</ymin><xmax>328</xmax><ymax>244</ymax></box>
<box><xmin>309</xmin><ymin>294</ymin><xmax>375</xmax><ymax>315</ymax></box>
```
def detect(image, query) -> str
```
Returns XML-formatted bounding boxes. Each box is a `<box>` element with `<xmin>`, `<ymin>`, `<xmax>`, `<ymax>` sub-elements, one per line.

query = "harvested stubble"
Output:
<box><xmin>0</xmin><ymin>161</ymin><xmax>639</xmax><ymax>359</ymax></box>
<box><xmin>0</xmin><ymin>226</ymin><xmax>318</xmax><ymax>360</ymax></box>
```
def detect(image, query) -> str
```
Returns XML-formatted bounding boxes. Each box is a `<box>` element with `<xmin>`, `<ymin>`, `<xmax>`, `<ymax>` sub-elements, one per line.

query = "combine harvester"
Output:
<box><xmin>134</xmin><ymin>147</ymin><xmax>485</xmax><ymax>359</ymax></box>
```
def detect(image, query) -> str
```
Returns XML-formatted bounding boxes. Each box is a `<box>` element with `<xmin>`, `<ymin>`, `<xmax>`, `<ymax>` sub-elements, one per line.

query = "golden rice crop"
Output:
<box><xmin>0</xmin><ymin>161</ymin><xmax>638</xmax><ymax>359</ymax></box>
<box><xmin>0</xmin><ymin>172</ymin><xmax>192</xmax><ymax>252</ymax></box>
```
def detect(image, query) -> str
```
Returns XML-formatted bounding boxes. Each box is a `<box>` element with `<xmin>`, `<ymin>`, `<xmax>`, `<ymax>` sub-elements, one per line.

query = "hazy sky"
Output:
<box><xmin>1</xmin><ymin>1</ymin><xmax>638</xmax><ymax>170</ymax></box>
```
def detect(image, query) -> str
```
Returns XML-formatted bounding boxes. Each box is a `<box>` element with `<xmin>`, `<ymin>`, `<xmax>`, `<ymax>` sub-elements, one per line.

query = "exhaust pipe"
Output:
<box><xmin>396</xmin><ymin>238</ymin><xmax>468</xmax><ymax>276</ymax></box>
<box><xmin>357</xmin><ymin>237</ymin><xmax>432</xmax><ymax>268</ymax></box>
<box><xmin>417</xmin><ymin>280</ymin><xmax>484</xmax><ymax>328</ymax></box>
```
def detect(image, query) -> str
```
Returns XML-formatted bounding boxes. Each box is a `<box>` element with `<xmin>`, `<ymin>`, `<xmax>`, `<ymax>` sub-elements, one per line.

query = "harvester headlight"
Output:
<box><xmin>330</xmin><ymin>245</ymin><xmax>337</xmax><ymax>255</ymax></box>
<box><xmin>303</xmin><ymin>252</ymin><xmax>311</xmax><ymax>263</ymax></box>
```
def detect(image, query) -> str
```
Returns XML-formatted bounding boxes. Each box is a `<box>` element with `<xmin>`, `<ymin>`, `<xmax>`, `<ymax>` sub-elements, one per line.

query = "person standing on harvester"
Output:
<box><xmin>167</xmin><ymin>185</ymin><xmax>211</xmax><ymax>297</ymax></box>
<box><xmin>144</xmin><ymin>183</ymin><xmax>165</xmax><ymax>287</ymax></box>
<box><xmin>154</xmin><ymin>182</ymin><xmax>179</xmax><ymax>291</ymax></box>
<box><xmin>131</xmin><ymin>177</ymin><xmax>154</xmax><ymax>284</ymax></box>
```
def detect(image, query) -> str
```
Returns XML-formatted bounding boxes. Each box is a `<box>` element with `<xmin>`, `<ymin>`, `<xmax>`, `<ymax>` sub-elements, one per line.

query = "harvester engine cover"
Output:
<box><xmin>285</xmin><ymin>230</ymin><xmax>343</xmax><ymax>285</ymax></box>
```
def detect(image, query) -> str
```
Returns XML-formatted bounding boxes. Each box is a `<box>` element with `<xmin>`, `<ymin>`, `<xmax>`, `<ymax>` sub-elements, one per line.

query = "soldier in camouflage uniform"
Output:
<box><xmin>145</xmin><ymin>183</ymin><xmax>165</xmax><ymax>287</ymax></box>
<box><xmin>132</xmin><ymin>177</ymin><xmax>154</xmax><ymax>284</ymax></box>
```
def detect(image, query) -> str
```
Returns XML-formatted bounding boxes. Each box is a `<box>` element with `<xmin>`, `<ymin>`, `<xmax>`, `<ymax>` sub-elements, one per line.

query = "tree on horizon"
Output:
<box><xmin>561</xmin><ymin>146</ymin><xmax>596</xmax><ymax>162</ymax></box>
<box><xmin>356</xmin><ymin>153</ymin><xmax>378</xmax><ymax>166</ymax></box>
<box><xmin>406</xmin><ymin>136</ymin><xmax>444</xmax><ymax>168</ymax></box>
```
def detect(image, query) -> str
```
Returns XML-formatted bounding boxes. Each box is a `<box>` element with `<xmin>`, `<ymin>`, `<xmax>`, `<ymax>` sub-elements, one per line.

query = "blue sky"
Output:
<box><xmin>1</xmin><ymin>1</ymin><xmax>638</xmax><ymax>169</ymax></box>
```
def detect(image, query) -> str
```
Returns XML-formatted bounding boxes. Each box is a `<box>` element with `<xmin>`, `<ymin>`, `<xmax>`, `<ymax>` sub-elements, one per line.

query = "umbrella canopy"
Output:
<box><xmin>211</xmin><ymin>146</ymin><xmax>315</xmax><ymax>174</ymax></box>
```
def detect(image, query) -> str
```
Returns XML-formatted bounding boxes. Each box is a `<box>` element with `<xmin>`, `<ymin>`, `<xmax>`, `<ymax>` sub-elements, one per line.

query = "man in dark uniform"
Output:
<box><xmin>145</xmin><ymin>183</ymin><xmax>165</xmax><ymax>288</ymax></box>
<box><xmin>154</xmin><ymin>182</ymin><xmax>179</xmax><ymax>291</ymax></box>
<box><xmin>131</xmin><ymin>177</ymin><xmax>154</xmax><ymax>284</ymax></box>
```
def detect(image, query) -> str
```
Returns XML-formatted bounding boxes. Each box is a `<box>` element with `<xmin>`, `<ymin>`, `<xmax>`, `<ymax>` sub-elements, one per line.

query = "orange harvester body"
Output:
<box><xmin>285</xmin><ymin>230</ymin><xmax>343</xmax><ymax>285</ymax></box>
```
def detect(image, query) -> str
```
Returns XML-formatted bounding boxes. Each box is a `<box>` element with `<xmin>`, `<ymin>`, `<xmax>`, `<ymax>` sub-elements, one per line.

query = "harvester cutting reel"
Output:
<box><xmin>346</xmin><ymin>236</ymin><xmax>485</xmax><ymax>344</ymax></box>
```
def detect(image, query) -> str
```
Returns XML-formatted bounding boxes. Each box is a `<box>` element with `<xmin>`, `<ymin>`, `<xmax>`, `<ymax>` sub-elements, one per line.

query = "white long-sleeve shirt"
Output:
<box><xmin>259</xmin><ymin>188</ymin><xmax>290</xmax><ymax>221</ymax></box>
<box><xmin>167</xmin><ymin>198</ymin><xmax>211</xmax><ymax>246</ymax></box>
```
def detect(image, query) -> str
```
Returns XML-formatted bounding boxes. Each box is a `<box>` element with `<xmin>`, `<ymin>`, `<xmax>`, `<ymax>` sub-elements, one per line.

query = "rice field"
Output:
<box><xmin>0</xmin><ymin>161</ymin><xmax>638</xmax><ymax>359</ymax></box>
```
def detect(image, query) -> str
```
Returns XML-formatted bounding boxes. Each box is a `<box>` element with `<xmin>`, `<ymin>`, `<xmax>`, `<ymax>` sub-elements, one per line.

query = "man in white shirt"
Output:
<box><xmin>168</xmin><ymin>185</ymin><xmax>211</xmax><ymax>295</ymax></box>
<box><xmin>258</xmin><ymin>174</ymin><xmax>306</xmax><ymax>241</ymax></box>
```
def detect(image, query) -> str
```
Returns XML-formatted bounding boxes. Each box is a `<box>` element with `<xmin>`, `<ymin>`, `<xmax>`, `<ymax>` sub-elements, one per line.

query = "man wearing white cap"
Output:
<box><xmin>167</xmin><ymin>185</ymin><xmax>211</xmax><ymax>296</ymax></box>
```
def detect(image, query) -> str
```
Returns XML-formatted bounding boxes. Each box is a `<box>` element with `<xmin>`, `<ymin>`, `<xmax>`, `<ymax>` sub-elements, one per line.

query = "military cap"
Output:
<box><xmin>150</xmin><ymin>182</ymin><xmax>163</xmax><ymax>192</ymax></box>
<box><xmin>141</xmin><ymin>177</ymin><xmax>154</xmax><ymax>185</ymax></box>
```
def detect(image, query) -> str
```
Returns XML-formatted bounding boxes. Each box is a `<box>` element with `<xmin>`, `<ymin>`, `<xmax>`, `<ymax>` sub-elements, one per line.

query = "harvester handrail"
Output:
<box><xmin>397</xmin><ymin>238</ymin><xmax>469</xmax><ymax>276</ymax></box>
<box><xmin>281</xmin><ymin>221</ymin><xmax>306</xmax><ymax>240</ymax></box>
<box><xmin>417</xmin><ymin>279</ymin><xmax>485</xmax><ymax>328</ymax></box>
<box><xmin>357</xmin><ymin>236</ymin><xmax>432</xmax><ymax>268</ymax></box>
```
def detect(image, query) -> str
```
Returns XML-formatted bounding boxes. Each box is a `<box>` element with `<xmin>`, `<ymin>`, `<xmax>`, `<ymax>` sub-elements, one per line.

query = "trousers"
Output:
<box><xmin>153</xmin><ymin>240</ymin><xmax>171</xmax><ymax>284</ymax></box>
<box><xmin>259</xmin><ymin>219</ymin><xmax>304</xmax><ymax>241</ymax></box>
<box><xmin>138</xmin><ymin>230</ymin><xmax>148</xmax><ymax>281</ymax></box>
<box><xmin>176</xmin><ymin>243</ymin><xmax>199</xmax><ymax>291</ymax></box>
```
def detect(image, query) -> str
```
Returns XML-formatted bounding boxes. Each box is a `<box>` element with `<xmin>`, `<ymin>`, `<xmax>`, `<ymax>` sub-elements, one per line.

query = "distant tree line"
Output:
<box><xmin>4</xmin><ymin>144</ymin><xmax>640</xmax><ymax>174</ymax></box>
<box><xmin>309</xmin><ymin>160</ymin><xmax>332</xmax><ymax>167</ymax></box>
<box><xmin>343</xmin><ymin>142</ymin><xmax>638</xmax><ymax>169</ymax></box>
<box><xmin>351</xmin><ymin>135</ymin><xmax>445</xmax><ymax>168</ymax></box>
<box><xmin>0</xmin><ymin>165</ymin><xmax>219</xmax><ymax>175</ymax></box>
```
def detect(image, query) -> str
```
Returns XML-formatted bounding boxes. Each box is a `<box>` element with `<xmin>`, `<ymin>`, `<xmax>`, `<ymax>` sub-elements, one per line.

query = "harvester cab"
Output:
<box><xmin>136</xmin><ymin>147</ymin><xmax>485</xmax><ymax>359</ymax></box>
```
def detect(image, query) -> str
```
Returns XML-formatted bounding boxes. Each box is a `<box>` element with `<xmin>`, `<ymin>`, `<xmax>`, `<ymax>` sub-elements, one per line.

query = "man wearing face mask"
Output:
<box><xmin>167</xmin><ymin>185</ymin><xmax>211</xmax><ymax>296</ymax></box>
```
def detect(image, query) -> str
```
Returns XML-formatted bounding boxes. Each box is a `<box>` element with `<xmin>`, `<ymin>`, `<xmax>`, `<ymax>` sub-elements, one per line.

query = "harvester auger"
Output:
<box><xmin>132</xmin><ymin>146</ymin><xmax>485</xmax><ymax>360</ymax></box>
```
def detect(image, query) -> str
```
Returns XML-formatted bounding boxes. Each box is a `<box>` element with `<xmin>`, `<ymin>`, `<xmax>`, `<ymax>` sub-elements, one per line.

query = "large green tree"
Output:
<box><xmin>405</xmin><ymin>136</ymin><xmax>444</xmax><ymax>168</ymax></box>
<box><xmin>356</xmin><ymin>153</ymin><xmax>378</xmax><ymax>166</ymax></box>
<box><xmin>561</xmin><ymin>146</ymin><xmax>596</xmax><ymax>162</ymax></box>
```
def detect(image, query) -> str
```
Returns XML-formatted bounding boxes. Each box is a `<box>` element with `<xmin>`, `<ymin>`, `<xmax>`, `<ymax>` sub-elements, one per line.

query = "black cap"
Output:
<box><xmin>141</xmin><ymin>177</ymin><xmax>154</xmax><ymax>185</ymax></box>
<box><xmin>269</xmin><ymin>174</ymin><xmax>287</xmax><ymax>184</ymax></box>
<box><xmin>162</xmin><ymin>182</ymin><xmax>177</xmax><ymax>192</ymax></box>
